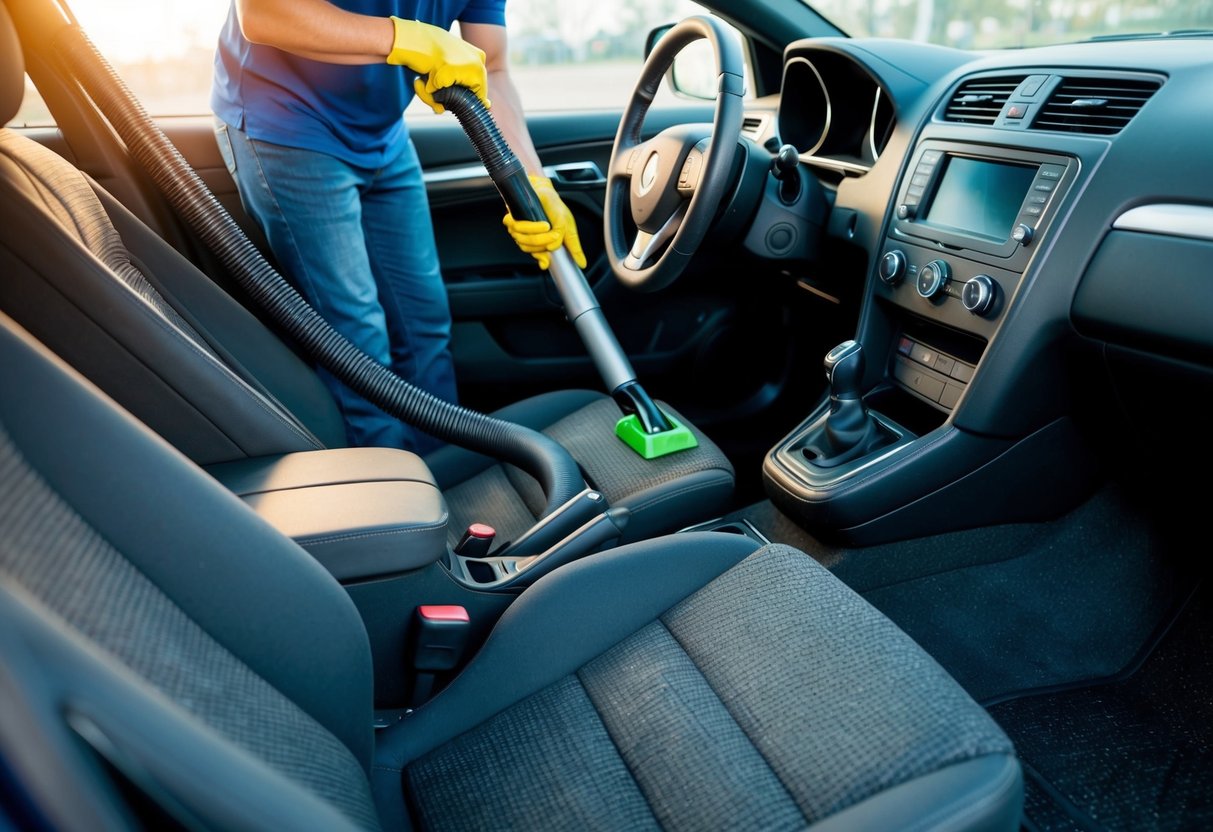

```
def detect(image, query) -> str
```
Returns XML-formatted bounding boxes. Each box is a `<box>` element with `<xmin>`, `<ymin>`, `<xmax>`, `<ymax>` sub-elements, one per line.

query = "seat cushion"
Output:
<box><xmin>431</xmin><ymin>390</ymin><xmax>734</xmax><ymax>547</ymax></box>
<box><xmin>387</xmin><ymin>541</ymin><xmax>1020</xmax><ymax>831</ymax></box>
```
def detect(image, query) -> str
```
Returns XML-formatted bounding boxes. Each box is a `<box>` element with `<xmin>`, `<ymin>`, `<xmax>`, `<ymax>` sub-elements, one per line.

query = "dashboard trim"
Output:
<box><xmin>1113</xmin><ymin>203</ymin><xmax>1213</xmax><ymax>243</ymax></box>
<box><xmin>868</xmin><ymin>86</ymin><xmax>885</xmax><ymax>162</ymax></box>
<box><xmin>800</xmin><ymin>154</ymin><xmax>871</xmax><ymax>176</ymax></box>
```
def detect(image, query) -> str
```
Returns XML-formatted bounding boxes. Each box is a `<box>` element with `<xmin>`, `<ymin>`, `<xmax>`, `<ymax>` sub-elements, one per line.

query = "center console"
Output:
<box><xmin>763</xmin><ymin>134</ymin><xmax>1096</xmax><ymax>543</ymax></box>
<box><xmin>880</xmin><ymin>141</ymin><xmax>1078</xmax><ymax>340</ymax></box>
<box><xmin>205</xmin><ymin>447</ymin><xmax>626</xmax><ymax>706</ymax></box>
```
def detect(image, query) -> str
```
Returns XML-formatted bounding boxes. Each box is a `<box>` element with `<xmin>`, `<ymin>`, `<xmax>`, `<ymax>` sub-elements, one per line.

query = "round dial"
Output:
<box><xmin>879</xmin><ymin>250</ymin><xmax>907</xmax><ymax>285</ymax></box>
<box><xmin>962</xmin><ymin>274</ymin><xmax>996</xmax><ymax>316</ymax></box>
<box><xmin>916</xmin><ymin>259</ymin><xmax>951</xmax><ymax>299</ymax></box>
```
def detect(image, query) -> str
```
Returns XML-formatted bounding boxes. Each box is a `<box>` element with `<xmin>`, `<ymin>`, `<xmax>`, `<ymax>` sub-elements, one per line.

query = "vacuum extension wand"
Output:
<box><xmin>432</xmin><ymin>86</ymin><xmax>674</xmax><ymax>437</ymax></box>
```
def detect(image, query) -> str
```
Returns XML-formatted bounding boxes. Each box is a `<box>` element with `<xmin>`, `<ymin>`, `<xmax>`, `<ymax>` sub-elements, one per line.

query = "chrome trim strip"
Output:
<box><xmin>423</xmin><ymin>161</ymin><xmax>607</xmax><ymax>187</ymax></box>
<box><xmin>800</xmin><ymin>154</ymin><xmax>872</xmax><ymax>176</ymax></box>
<box><xmin>783</xmin><ymin>56</ymin><xmax>832</xmax><ymax>157</ymax></box>
<box><xmin>1113</xmin><ymin>204</ymin><xmax>1213</xmax><ymax>242</ymax></box>
<box><xmin>422</xmin><ymin>163</ymin><xmax>490</xmax><ymax>185</ymax></box>
<box><xmin>868</xmin><ymin>86</ymin><xmax>883</xmax><ymax>162</ymax></box>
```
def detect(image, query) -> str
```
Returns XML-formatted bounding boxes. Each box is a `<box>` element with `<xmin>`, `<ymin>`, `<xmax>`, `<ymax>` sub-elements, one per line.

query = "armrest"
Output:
<box><xmin>207</xmin><ymin>448</ymin><xmax>448</xmax><ymax>581</ymax></box>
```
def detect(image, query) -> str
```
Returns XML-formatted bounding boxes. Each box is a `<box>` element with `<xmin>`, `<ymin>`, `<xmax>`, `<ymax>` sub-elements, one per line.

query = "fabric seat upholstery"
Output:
<box><xmin>0</xmin><ymin>4</ymin><xmax>733</xmax><ymax>542</ymax></box>
<box><xmin>0</xmin><ymin>312</ymin><xmax>1021</xmax><ymax>831</ymax></box>
<box><xmin>0</xmin><ymin>313</ymin><xmax>379</xmax><ymax>831</ymax></box>
<box><xmin>407</xmin><ymin>547</ymin><xmax>1014</xmax><ymax>829</ymax></box>
<box><xmin>379</xmin><ymin>538</ymin><xmax>1021</xmax><ymax>831</ymax></box>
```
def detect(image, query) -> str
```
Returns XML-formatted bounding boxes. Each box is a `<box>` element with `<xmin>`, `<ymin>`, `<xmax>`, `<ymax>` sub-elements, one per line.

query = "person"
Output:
<box><xmin>211</xmin><ymin>0</ymin><xmax>586</xmax><ymax>454</ymax></box>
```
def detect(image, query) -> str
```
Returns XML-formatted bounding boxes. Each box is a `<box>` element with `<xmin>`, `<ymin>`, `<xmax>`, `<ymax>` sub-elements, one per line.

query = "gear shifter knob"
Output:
<box><xmin>802</xmin><ymin>340</ymin><xmax>889</xmax><ymax>468</ymax></box>
<box><xmin>824</xmin><ymin>340</ymin><xmax>864</xmax><ymax>400</ymax></box>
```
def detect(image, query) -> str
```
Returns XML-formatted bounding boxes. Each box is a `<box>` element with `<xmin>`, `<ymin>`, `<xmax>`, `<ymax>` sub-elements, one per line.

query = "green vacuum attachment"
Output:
<box><xmin>616</xmin><ymin>412</ymin><xmax>698</xmax><ymax>459</ymax></box>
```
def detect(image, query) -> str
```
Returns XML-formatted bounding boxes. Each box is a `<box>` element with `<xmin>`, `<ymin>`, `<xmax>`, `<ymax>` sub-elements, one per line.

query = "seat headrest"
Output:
<box><xmin>1</xmin><ymin>3</ymin><xmax>24</xmax><ymax>126</ymax></box>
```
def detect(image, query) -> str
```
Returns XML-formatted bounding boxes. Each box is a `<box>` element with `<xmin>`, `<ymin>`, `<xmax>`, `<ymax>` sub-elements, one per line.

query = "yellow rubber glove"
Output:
<box><xmin>503</xmin><ymin>175</ymin><xmax>587</xmax><ymax>271</ymax></box>
<box><xmin>386</xmin><ymin>17</ymin><xmax>489</xmax><ymax>114</ymax></box>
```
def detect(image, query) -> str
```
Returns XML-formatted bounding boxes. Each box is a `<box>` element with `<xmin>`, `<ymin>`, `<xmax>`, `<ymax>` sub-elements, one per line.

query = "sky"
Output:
<box><xmin>66</xmin><ymin>0</ymin><xmax>231</xmax><ymax>62</ymax></box>
<box><xmin>61</xmin><ymin>0</ymin><xmax>684</xmax><ymax>63</ymax></box>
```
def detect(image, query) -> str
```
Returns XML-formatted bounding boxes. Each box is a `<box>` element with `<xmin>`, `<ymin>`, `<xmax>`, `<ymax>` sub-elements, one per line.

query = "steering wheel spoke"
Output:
<box><xmin>609</xmin><ymin>142</ymin><xmax>648</xmax><ymax>181</ymax></box>
<box><xmin>623</xmin><ymin>203</ymin><xmax>688</xmax><ymax>271</ymax></box>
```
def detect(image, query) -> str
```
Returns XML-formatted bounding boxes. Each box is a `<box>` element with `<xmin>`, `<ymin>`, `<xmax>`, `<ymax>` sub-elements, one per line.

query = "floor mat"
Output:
<box><xmin>989</xmin><ymin>588</ymin><xmax>1213</xmax><ymax>831</ymax></box>
<box><xmin>730</xmin><ymin>488</ymin><xmax>1190</xmax><ymax>702</ymax></box>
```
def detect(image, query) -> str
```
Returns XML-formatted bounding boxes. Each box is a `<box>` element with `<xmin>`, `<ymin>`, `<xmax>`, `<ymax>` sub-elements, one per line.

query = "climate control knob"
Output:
<box><xmin>962</xmin><ymin>274</ymin><xmax>996</xmax><ymax>316</ymax></box>
<box><xmin>878</xmin><ymin>250</ymin><xmax>907</xmax><ymax>285</ymax></box>
<box><xmin>916</xmin><ymin>259</ymin><xmax>951</xmax><ymax>299</ymax></box>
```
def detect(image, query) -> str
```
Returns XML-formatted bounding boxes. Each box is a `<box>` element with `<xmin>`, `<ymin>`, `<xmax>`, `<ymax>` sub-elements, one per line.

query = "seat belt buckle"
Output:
<box><xmin>409</xmin><ymin>605</ymin><xmax>470</xmax><ymax>706</ymax></box>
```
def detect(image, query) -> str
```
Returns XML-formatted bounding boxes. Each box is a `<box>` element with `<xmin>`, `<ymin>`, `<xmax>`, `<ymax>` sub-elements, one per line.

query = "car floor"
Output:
<box><xmin>725</xmin><ymin>482</ymin><xmax>1208</xmax><ymax>831</ymax></box>
<box><xmin>989</xmin><ymin>588</ymin><xmax>1213</xmax><ymax>831</ymax></box>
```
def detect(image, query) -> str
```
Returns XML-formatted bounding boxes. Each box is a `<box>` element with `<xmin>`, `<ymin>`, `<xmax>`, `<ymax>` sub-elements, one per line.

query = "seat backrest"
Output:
<box><xmin>0</xmin><ymin>2</ymin><xmax>347</xmax><ymax>465</ymax></box>
<box><xmin>0</xmin><ymin>309</ymin><xmax>379</xmax><ymax>830</ymax></box>
<box><xmin>0</xmin><ymin>125</ymin><xmax>352</xmax><ymax>464</ymax></box>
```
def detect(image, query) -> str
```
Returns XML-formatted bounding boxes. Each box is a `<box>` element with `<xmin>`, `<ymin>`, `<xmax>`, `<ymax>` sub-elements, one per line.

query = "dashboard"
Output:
<box><xmin>759</xmin><ymin>35</ymin><xmax>1213</xmax><ymax>542</ymax></box>
<box><xmin>777</xmin><ymin>49</ymin><xmax>896</xmax><ymax>178</ymax></box>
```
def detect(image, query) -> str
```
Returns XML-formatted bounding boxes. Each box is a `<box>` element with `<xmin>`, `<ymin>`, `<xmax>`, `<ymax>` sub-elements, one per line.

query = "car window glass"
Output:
<box><xmin>472</xmin><ymin>0</ymin><xmax>753</xmax><ymax>113</ymax></box>
<box><xmin>6</xmin><ymin>0</ymin><xmax>746</xmax><ymax>126</ymax></box>
<box><xmin>809</xmin><ymin>0</ymin><xmax>1213</xmax><ymax>48</ymax></box>
<box><xmin>6</xmin><ymin>75</ymin><xmax>53</xmax><ymax>128</ymax></box>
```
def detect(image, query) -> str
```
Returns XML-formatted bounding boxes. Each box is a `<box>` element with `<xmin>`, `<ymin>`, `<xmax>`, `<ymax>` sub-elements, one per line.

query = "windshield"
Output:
<box><xmin>809</xmin><ymin>0</ymin><xmax>1213</xmax><ymax>49</ymax></box>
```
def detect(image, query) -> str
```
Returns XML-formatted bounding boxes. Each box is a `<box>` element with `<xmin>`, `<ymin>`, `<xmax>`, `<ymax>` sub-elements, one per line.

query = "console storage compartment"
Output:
<box><xmin>207</xmin><ymin>448</ymin><xmax>447</xmax><ymax>581</ymax></box>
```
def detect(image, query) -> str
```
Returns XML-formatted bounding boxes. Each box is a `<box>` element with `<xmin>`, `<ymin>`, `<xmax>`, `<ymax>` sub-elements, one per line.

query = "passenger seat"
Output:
<box><xmin>0</xmin><ymin>310</ymin><xmax>1022</xmax><ymax>830</ymax></box>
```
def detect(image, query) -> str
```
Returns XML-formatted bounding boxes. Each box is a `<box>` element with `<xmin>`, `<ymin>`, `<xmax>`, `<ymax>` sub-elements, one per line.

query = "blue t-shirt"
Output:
<box><xmin>212</xmin><ymin>0</ymin><xmax>505</xmax><ymax>168</ymax></box>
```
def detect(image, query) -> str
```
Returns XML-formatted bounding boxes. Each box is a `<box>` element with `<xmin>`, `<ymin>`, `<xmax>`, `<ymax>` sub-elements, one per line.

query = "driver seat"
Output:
<box><xmin>0</xmin><ymin>5</ymin><xmax>733</xmax><ymax>548</ymax></box>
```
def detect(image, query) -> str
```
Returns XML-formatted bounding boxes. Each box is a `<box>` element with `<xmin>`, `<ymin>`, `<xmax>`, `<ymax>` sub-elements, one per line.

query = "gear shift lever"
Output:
<box><xmin>805</xmin><ymin>340</ymin><xmax>885</xmax><ymax>468</ymax></box>
<box><xmin>823</xmin><ymin>341</ymin><xmax>868</xmax><ymax>447</ymax></box>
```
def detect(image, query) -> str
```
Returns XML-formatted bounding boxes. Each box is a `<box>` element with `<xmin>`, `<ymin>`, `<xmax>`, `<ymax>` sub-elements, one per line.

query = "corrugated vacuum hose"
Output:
<box><xmin>51</xmin><ymin>25</ymin><xmax>586</xmax><ymax>521</ymax></box>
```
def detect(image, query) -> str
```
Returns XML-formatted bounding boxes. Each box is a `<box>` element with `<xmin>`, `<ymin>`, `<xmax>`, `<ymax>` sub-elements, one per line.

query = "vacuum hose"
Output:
<box><xmin>52</xmin><ymin>27</ymin><xmax>585</xmax><ymax>519</ymax></box>
<box><xmin>431</xmin><ymin>87</ymin><xmax>547</xmax><ymax>223</ymax></box>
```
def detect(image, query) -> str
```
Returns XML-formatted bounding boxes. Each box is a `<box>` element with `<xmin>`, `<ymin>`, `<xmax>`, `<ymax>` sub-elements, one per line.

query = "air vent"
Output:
<box><xmin>1031</xmin><ymin>77</ymin><xmax>1160</xmax><ymax>136</ymax></box>
<box><xmin>741</xmin><ymin>114</ymin><xmax>770</xmax><ymax>141</ymax></box>
<box><xmin>943</xmin><ymin>76</ymin><xmax>1025</xmax><ymax>125</ymax></box>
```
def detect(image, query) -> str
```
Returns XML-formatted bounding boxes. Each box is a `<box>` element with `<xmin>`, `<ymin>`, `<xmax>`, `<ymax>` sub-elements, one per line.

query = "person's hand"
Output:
<box><xmin>503</xmin><ymin>175</ymin><xmax>587</xmax><ymax>271</ymax></box>
<box><xmin>386</xmin><ymin>17</ymin><xmax>489</xmax><ymax>114</ymax></box>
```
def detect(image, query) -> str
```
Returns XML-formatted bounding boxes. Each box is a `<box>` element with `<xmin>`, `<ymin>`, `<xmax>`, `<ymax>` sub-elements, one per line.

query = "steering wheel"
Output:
<box><xmin>605</xmin><ymin>16</ymin><xmax>746</xmax><ymax>292</ymax></box>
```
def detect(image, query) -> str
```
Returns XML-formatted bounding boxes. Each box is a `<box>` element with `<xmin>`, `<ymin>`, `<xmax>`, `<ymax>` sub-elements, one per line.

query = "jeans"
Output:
<box><xmin>214</xmin><ymin>120</ymin><xmax>456</xmax><ymax>454</ymax></box>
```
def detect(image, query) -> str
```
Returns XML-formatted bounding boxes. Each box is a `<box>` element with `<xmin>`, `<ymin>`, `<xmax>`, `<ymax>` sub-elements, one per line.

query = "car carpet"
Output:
<box><xmin>727</xmin><ymin>485</ymin><xmax>1193</xmax><ymax>702</ymax></box>
<box><xmin>987</xmin><ymin>586</ymin><xmax>1213</xmax><ymax>831</ymax></box>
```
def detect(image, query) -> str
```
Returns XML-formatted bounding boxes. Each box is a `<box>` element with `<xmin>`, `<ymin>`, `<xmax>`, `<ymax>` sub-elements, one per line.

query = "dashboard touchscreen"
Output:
<box><xmin>922</xmin><ymin>157</ymin><xmax>1037</xmax><ymax>242</ymax></box>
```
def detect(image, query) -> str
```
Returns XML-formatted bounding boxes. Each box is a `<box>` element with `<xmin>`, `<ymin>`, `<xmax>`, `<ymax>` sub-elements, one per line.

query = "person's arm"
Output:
<box><xmin>235</xmin><ymin>0</ymin><xmax>393</xmax><ymax>64</ymax></box>
<box><xmin>463</xmin><ymin>23</ymin><xmax>586</xmax><ymax>269</ymax></box>
<box><xmin>234</xmin><ymin>0</ymin><xmax>489</xmax><ymax>108</ymax></box>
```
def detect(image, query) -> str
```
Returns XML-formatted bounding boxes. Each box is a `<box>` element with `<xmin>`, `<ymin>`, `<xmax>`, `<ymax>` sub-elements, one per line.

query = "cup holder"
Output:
<box><xmin>679</xmin><ymin>517</ymin><xmax>770</xmax><ymax>545</ymax></box>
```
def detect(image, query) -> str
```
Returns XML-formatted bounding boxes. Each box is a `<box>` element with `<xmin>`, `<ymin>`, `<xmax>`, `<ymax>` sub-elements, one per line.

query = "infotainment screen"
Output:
<box><xmin>922</xmin><ymin>157</ymin><xmax>1037</xmax><ymax>242</ymax></box>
